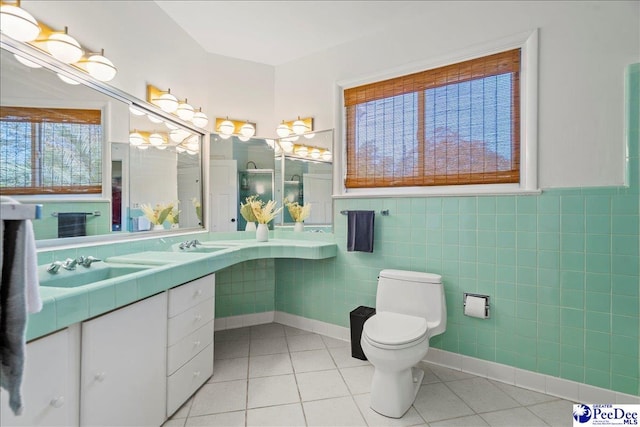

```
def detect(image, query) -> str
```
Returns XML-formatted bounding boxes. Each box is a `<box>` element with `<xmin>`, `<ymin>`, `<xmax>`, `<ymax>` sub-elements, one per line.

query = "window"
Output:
<box><xmin>344</xmin><ymin>48</ymin><xmax>521</xmax><ymax>189</ymax></box>
<box><xmin>0</xmin><ymin>106</ymin><xmax>102</xmax><ymax>195</ymax></box>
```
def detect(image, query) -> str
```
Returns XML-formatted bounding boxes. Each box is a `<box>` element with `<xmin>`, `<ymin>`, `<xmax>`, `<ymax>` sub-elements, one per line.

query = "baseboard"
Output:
<box><xmin>215</xmin><ymin>311</ymin><xmax>640</xmax><ymax>405</ymax></box>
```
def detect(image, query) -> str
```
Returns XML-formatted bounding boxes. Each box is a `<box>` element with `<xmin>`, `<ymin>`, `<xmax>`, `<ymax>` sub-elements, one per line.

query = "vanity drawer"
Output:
<box><xmin>167</xmin><ymin>299</ymin><xmax>214</xmax><ymax>346</ymax></box>
<box><xmin>168</xmin><ymin>274</ymin><xmax>215</xmax><ymax>318</ymax></box>
<box><xmin>167</xmin><ymin>320</ymin><xmax>214</xmax><ymax>375</ymax></box>
<box><xmin>167</xmin><ymin>342</ymin><xmax>213</xmax><ymax>416</ymax></box>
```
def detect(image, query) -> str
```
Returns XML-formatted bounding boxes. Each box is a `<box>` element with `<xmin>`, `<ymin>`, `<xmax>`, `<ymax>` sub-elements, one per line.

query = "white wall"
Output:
<box><xmin>273</xmin><ymin>1</ymin><xmax>640</xmax><ymax>189</ymax></box>
<box><xmin>23</xmin><ymin>1</ymin><xmax>276</xmax><ymax>136</ymax></box>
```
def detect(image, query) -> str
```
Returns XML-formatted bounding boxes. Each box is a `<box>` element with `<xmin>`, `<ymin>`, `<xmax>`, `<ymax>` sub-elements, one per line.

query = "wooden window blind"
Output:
<box><xmin>344</xmin><ymin>48</ymin><xmax>521</xmax><ymax>188</ymax></box>
<box><xmin>0</xmin><ymin>106</ymin><xmax>103</xmax><ymax>195</ymax></box>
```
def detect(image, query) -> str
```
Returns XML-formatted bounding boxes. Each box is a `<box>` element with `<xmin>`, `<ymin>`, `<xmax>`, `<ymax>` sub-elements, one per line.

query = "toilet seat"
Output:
<box><xmin>363</xmin><ymin>312</ymin><xmax>428</xmax><ymax>350</ymax></box>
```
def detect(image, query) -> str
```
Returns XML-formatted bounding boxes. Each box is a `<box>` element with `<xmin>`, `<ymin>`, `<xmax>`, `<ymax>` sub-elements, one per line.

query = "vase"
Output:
<box><xmin>293</xmin><ymin>222</ymin><xmax>304</xmax><ymax>232</ymax></box>
<box><xmin>256</xmin><ymin>223</ymin><xmax>269</xmax><ymax>242</ymax></box>
<box><xmin>245</xmin><ymin>221</ymin><xmax>257</xmax><ymax>232</ymax></box>
<box><xmin>153</xmin><ymin>224</ymin><xmax>164</xmax><ymax>231</ymax></box>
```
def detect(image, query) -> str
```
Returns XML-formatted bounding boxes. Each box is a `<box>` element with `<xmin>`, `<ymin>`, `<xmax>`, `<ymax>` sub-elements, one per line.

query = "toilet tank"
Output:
<box><xmin>376</xmin><ymin>269</ymin><xmax>447</xmax><ymax>337</ymax></box>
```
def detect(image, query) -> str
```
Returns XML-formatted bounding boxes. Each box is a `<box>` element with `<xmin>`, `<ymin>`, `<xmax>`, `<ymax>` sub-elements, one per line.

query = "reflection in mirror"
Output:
<box><xmin>0</xmin><ymin>43</ymin><xmax>205</xmax><ymax>244</ymax></box>
<box><xmin>209</xmin><ymin>134</ymin><xmax>275</xmax><ymax>232</ymax></box>
<box><xmin>275</xmin><ymin>129</ymin><xmax>333</xmax><ymax>231</ymax></box>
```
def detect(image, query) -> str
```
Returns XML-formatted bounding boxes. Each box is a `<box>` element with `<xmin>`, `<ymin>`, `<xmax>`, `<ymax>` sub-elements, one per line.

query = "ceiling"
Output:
<box><xmin>154</xmin><ymin>1</ymin><xmax>419</xmax><ymax>66</ymax></box>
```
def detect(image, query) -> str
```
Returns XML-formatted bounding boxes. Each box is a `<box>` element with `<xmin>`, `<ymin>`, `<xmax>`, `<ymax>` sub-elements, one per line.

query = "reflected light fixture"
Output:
<box><xmin>304</xmin><ymin>132</ymin><xmax>315</xmax><ymax>139</ymax></box>
<box><xmin>0</xmin><ymin>1</ymin><xmax>40</xmax><ymax>42</ymax></box>
<box><xmin>169</xmin><ymin>129</ymin><xmax>190</xmax><ymax>143</ymax></box>
<box><xmin>176</xmin><ymin>145</ymin><xmax>186</xmax><ymax>153</ymax></box>
<box><xmin>156</xmin><ymin>142</ymin><xmax>168</xmax><ymax>150</ymax></box>
<box><xmin>322</xmin><ymin>150</ymin><xmax>332</xmax><ymax>161</ymax></box>
<box><xmin>149</xmin><ymin>132</ymin><xmax>164</xmax><ymax>146</ymax></box>
<box><xmin>218</xmin><ymin>118</ymin><xmax>235</xmax><ymax>136</ymax></box>
<box><xmin>147</xmin><ymin>114</ymin><xmax>163</xmax><ymax>124</ymax></box>
<box><xmin>310</xmin><ymin>148</ymin><xmax>320</xmax><ymax>159</ymax></box>
<box><xmin>238</xmin><ymin>135</ymin><xmax>251</xmax><ymax>142</ymax></box>
<box><xmin>265</xmin><ymin>139</ymin><xmax>275</xmax><ymax>149</ymax></box>
<box><xmin>129</xmin><ymin>131</ymin><xmax>144</xmax><ymax>146</ymax></box>
<box><xmin>79</xmin><ymin>49</ymin><xmax>117</xmax><ymax>82</ymax></box>
<box><xmin>46</xmin><ymin>27</ymin><xmax>83</xmax><ymax>64</ymax></box>
<box><xmin>279</xmin><ymin>139</ymin><xmax>294</xmax><ymax>153</ymax></box>
<box><xmin>129</xmin><ymin>105</ymin><xmax>145</xmax><ymax>116</ymax></box>
<box><xmin>295</xmin><ymin>146</ymin><xmax>308</xmax><ymax>157</ymax></box>
<box><xmin>57</xmin><ymin>73</ymin><xmax>80</xmax><ymax>85</ymax></box>
<box><xmin>192</xmin><ymin>108</ymin><xmax>208</xmax><ymax>128</ymax></box>
<box><xmin>165</xmin><ymin>122</ymin><xmax>178</xmax><ymax>130</ymax></box>
<box><xmin>13</xmin><ymin>53</ymin><xmax>41</xmax><ymax>68</ymax></box>
<box><xmin>138</xmin><ymin>143</ymin><xmax>149</xmax><ymax>150</ymax></box>
<box><xmin>176</xmin><ymin>99</ymin><xmax>195</xmax><ymax>121</ymax></box>
<box><xmin>240</xmin><ymin>121</ymin><xmax>255</xmax><ymax>138</ymax></box>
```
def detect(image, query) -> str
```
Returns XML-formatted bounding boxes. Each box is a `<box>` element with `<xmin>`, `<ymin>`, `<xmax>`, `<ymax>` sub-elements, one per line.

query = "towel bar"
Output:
<box><xmin>51</xmin><ymin>211</ymin><xmax>101</xmax><ymax>217</ymax></box>
<box><xmin>340</xmin><ymin>210</ymin><xmax>389</xmax><ymax>216</ymax></box>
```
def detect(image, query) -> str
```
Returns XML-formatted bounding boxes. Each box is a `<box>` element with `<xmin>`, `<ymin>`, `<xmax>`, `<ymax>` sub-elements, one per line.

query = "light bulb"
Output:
<box><xmin>57</xmin><ymin>73</ymin><xmax>80</xmax><ymax>85</ymax></box>
<box><xmin>322</xmin><ymin>150</ymin><xmax>332</xmax><ymax>161</ymax></box>
<box><xmin>218</xmin><ymin>119</ymin><xmax>234</xmax><ymax>136</ymax></box>
<box><xmin>0</xmin><ymin>4</ymin><xmax>40</xmax><ymax>42</ymax></box>
<box><xmin>149</xmin><ymin>133</ymin><xmax>164</xmax><ymax>146</ymax></box>
<box><xmin>129</xmin><ymin>131</ymin><xmax>144</xmax><ymax>146</ymax></box>
<box><xmin>46</xmin><ymin>30</ymin><xmax>83</xmax><ymax>63</ymax></box>
<box><xmin>295</xmin><ymin>146</ymin><xmax>308</xmax><ymax>157</ymax></box>
<box><xmin>292</xmin><ymin>118</ymin><xmax>307</xmax><ymax>135</ymax></box>
<box><xmin>14</xmin><ymin>53</ymin><xmax>41</xmax><ymax>68</ymax></box>
<box><xmin>176</xmin><ymin>100</ymin><xmax>194</xmax><ymax>121</ymax></box>
<box><xmin>310</xmin><ymin>148</ymin><xmax>320</xmax><ymax>159</ymax></box>
<box><xmin>276</xmin><ymin>122</ymin><xmax>291</xmax><ymax>137</ymax></box>
<box><xmin>84</xmin><ymin>52</ymin><xmax>116</xmax><ymax>82</ymax></box>
<box><xmin>192</xmin><ymin>110</ymin><xmax>208</xmax><ymax>128</ymax></box>
<box><xmin>154</xmin><ymin>90</ymin><xmax>178</xmax><ymax>113</ymax></box>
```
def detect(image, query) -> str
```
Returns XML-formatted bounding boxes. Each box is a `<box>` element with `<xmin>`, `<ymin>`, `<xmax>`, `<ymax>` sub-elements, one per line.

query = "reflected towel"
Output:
<box><xmin>347</xmin><ymin>210</ymin><xmax>375</xmax><ymax>253</ymax></box>
<box><xmin>57</xmin><ymin>212</ymin><xmax>87</xmax><ymax>238</ymax></box>
<box><xmin>0</xmin><ymin>214</ymin><xmax>42</xmax><ymax>415</ymax></box>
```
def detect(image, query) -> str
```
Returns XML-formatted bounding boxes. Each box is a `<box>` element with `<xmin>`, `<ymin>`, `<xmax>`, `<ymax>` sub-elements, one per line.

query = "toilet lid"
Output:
<box><xmin>363</xmin><ymin>312</ymin><xmax>428</xmax><ymax>346</ymax></box>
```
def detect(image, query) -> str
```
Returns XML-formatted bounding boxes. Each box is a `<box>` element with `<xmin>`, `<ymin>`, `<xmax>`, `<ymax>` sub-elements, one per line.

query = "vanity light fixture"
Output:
<box><xmin>276</xmin><ymin>121</ymin><xmax>291</xmax><ymax>138</ymax></box>
<box><xmin>46</xmin><ymin>27</ymin><xmax>83</xmax><ymax>64</ymax></box>
<box><xmin>279</xmin><ymin>139</ymin><xmax>294</xmax><ymax>153</ymax></box>
<box><xmin>129</xmin><ymin>130</ymin><xmax>144</xmax><ymax>146</ymax></box>
<box><xmin>192</xmin><ymin>108</ymin><xmax>208</xmax><ymax>128</ymax></box>
<box><xmin>129</xmin><ymin>106</ymin><xmax>146</xmax><ymax>116</ymax></box>
<box><xmin>322</xmin><ymin>150</ymin><xmax>332</xmax><ymax>161</ymax></box>
<box><xmin>217</xmin><ymin>118</ymin><xmax>235</xmax><ymax>136</ymax></box>
<box><xmin>176</xmin><ymin>99</ymin><xmax>195</xmax><ymax>121</ymax></box>
<box><xmin>310</xmin><ymin>148</ymin><xmax>321</xmax><ymax>159</ymax></box>
<box><xmin>294</xmin><ymin>145</ymin><xmax>309</xmax><ymax>157</ymax></box>
<box><xmin>147</xmin><ymin>85</ymin><xmax>179</xmax><ymax>113</ymax></box>
<box><xmin>279</xmin><ymin>116</ymin><xmax>313</xmax><ymax>138</ymax></box>
<box><xmin>149</xmin><ymin>132</ymin><xmax>164</xmax><ymax>146</ymax></box>
<box><xmin>292</xmin><ymin>117</ymin><xmax>309</xmax><ymax>135</ymax></box>
<box><xmin>57</xmin><ymin>73</ymin><xmax>80</xmax><ymax>85</ymax></box>
<box><xmin>147</xmin><ymin>114</ymin><xmax>163</xmax><ymax>124</ymax></box>
<box><xmin>240</xmin><ymin>121</ymin><xmax>256</xmax><ymax>138</ymax></box>
<box><xmin>238</xmin><ymin>135</ymin><xmax>251</xmax><ymax>142</ymax></box>
<box><xmin>165</xmin><ymin>121</ymin><xmax>178</xmax><ymax>130</ymax></box>
<box><xmin>215</xmin><ymin>117</ymin><xmax>257</xmax><ymax>141</ymax></box>
<box><xmin>169</xmin><ymin>128</ymin><xmax>190</xmax><ymax>143</ymax></box>
<box><xmin>78</xmin><ymin>49</ymin><xmax>117</xmax><ymax>82</ymax></box>
<box><xmin>0</xmin><ymin>0</ymin><xmax>40</xmax><ymax>42</ymax></box>
<box><xmin>13</xmin><ymin>52</ymin><xmax>41</xmax><ymax>68</ymax></box>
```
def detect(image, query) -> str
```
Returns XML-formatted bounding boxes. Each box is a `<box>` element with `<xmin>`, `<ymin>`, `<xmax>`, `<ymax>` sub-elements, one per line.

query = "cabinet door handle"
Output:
<box><xmin>49</xmin><ymin>396</ymin><xmax>65</xmax><ymax>408</ymax></box>
<box><xmin>94</xmin><ymin>372</ymin><xmax>106</xmax><ymax>382</ymax></box>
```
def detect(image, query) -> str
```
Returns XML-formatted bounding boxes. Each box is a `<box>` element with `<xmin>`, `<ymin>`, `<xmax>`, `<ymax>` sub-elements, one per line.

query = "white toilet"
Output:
<box><xmin>360</xmin><ymin>269</ymin><xmax>447</xmax><ymax>418</ymax></box>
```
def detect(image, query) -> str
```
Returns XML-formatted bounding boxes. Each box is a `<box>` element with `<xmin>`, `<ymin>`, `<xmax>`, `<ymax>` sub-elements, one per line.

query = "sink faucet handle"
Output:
<box><xmin>47</xmin><ymin>261</ymin><xmax>63</xmax><ymax>274</ymax></box>
<box><xmin>78</xmin><ymin>255</ymin><xmax>102</xmax><ymax>267</ymax></box>
<box><xmin>62</xmin><ymin>258</ymin><xmax>78</xmax><ymax>270</ymax></box>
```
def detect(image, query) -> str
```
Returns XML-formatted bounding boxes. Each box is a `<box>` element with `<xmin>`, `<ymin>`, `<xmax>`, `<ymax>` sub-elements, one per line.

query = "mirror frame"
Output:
<box><xmin>1</xmin><ymin>34</ymin><xmax>209</xmax><ymax>249</ymax></box>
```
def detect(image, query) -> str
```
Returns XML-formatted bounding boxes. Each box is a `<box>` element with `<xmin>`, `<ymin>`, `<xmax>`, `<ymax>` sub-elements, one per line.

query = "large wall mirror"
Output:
<box><xmin>275</xmin><ymin>129</ymin><xmax>333</xmax><ymax>232</ymax></box>
<box><xmin>0</xmin><ymin>39</ymin><xmax>205</xmax><ymax>246</ymax></box>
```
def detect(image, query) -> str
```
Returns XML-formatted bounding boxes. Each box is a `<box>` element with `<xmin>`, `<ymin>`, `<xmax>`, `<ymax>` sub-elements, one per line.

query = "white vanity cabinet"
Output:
<box><xmin>166</xmin><ymin>273</ymin><xmax>215</xmax><ymax>416</ymax></box>
<box><xmin>80</xmin><ymin>292</ymin><xmax>167</xmax><ymax>427</ymax></box>
<box><xmin>0</xmin><ymin>327</ymin><xmax>80</xmax><ymax>427</ymax></box>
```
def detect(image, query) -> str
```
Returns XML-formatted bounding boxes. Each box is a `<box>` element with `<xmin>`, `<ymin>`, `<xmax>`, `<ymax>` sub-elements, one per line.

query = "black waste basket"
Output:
<box><xmin>350</xmin><ymin>306</ymin><xmax>376</xmax><ymax>360</ymax></box>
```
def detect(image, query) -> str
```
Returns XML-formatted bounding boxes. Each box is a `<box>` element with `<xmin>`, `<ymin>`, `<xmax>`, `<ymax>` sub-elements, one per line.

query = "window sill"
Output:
<box><xmin>334</xmin><ymin>184</ymin><xmax>541</xmax><ymax>199</ymax></box>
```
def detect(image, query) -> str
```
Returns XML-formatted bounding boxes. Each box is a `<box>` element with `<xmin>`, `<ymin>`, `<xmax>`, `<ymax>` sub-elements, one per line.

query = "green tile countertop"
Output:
<box><xmin>27</xmin><ymin>238</ymin><xmax>337</xmax><ymax>341</ymax></box>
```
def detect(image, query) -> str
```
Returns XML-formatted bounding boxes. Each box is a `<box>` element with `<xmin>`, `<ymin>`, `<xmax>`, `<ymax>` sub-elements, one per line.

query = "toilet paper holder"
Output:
<box><xmin>463</xmin><ymin>293</ymin><xmax>490</xmax><ymax>318</ymax></box>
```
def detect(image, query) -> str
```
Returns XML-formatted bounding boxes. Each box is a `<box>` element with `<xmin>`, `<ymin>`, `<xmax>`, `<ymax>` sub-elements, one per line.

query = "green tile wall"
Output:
<box><xmin>215</xmin><ymin>259</ymin><xmax>275</xmax><ymax>317</ymax></box>
<box><xmin>274</xmin><ymin>64</ymin><xmax>640</xmax><ymax>396</ymax></box>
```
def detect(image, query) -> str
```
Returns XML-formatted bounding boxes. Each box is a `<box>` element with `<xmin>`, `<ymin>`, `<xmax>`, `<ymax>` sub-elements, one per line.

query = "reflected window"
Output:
<box><xmin>0</xmin><ymin>106</ymin><xmax>102</xmax><ymax>194</ymax></box>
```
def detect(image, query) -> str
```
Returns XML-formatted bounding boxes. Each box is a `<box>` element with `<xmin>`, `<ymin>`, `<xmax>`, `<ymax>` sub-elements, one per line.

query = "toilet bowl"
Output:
<box><xmin>360</xmin><ymin>269</ymin><xmax>446</xmax><ymax>418</ymax></box>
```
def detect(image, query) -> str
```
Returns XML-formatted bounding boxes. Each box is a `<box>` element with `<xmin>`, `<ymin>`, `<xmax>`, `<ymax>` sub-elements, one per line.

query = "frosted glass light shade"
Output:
<box><xmin>85</xmin><ymin>53</ymin><xmax>116</xmax><ymax>82</ymax></box>
<box><xmin>322</xmin><ymin>150</ymin><xmax>332</xmax><ymax>161</ymax></box>
<box><xmin>129</xmin><ymin>131</ymin><xmax>144</xmax><ymax>146</ymax></box>
<box><xmin>276</xmin><ymin>122</ymin><xmax>291</xmax><ymax>138</ymax></box>
<box><xmin>57</xmin><ymin>73</ymin><xmax>80</xmax><ymax>85</ymax></box>
<box><xmin>280</xmin><ymin>139</ymin><xmax>294</xmax><ymax>153</ymax></box>
<box><xmin>219</xmin><ymin>133</ymin><xmax>231</xmax><ymax>140</ymax></box>
<box><xmin>218</xmin><ymin>119</ymin><xmax>234</xmax><ymax>136</ymax></box>
<box><xmin>156</xmin><ymin>143</ymin><xmax>167</xmax><ymax>150</ymax></box>
<box><xmin>295</xmin><ymin>146</ymin><xmax>308</xmax><ymax>157</ymax></box>
<box><xmin>310</xmin><ymin>148</ymin><xmax>320</xmax><ymax>159</ymax></box>
<box><xmin>129</xmin><ymin>106</ymin><xmax>145</xmax><ymax>116</ymax></box>
<box><xmin>149</xmin><ymin>133</ymin><xmax>164</xmax><ymax>146</ymax></box>
<box><xmin>138</xmin><ymin>144</ymin><xmax>149</xmax><ymax>150</ymax></box>
<box><xmin>176</xmin><ymin>101</ymin><xmax>194</xmax><ymax>121</ymax></box>
<box><xmin>0</xmin><ymin>4</ymin><xmax>40</xmax><ymax>42</ymax></box>
<box><xmin>47</xmin><ymin>32</ymin><xmax>83</xmax><ymax>63</ymax></box>
<box><xmin>14</xmin><ymin>53</ymin><xmax>41</xmax><ymax>68</ymax></box>
<box><xmin>192</xmin><ymin>110</ymin><xmax>208</xmax><ymax>128</ymax></box>
<box><xmin>147</xmin><ymin>114</ymin><xmax>163</xmax><ymax>124</ymax></box>
<box><xmin>240</xmin><ymin>122</ymin><xmax>255</xmax><ymax>138</ymax></box>
<box><xmin>292</xmin><ymin>119</ymin><xmax>307</xmax><ymax>135</ymax></box>
<box><xmin>169</xmin><ymin>129</ymin><xmax>190</xmax><ymax>143</ymax></box>
<box><xmin>238</xmin><ymin>135</ymin><xmax>251</xmax><ymax>142</ymax></box>
<box><xmin>155</xmin><ymin>91</ymin><xmax>178</xmax><ymax>113</ymax></box>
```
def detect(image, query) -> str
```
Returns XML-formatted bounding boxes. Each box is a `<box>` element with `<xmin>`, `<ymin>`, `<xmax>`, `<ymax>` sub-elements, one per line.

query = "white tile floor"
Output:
<box><xmin>164</xmin><ymin>323</ymin><xmax>576</xmax><ymax>427</ymax></box>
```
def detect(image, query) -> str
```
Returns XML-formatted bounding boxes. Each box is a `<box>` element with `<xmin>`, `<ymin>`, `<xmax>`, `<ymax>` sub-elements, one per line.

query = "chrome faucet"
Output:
<box><xmin>178</xmin><ymin>239</ymin><xmax>201</xmax><ymax>250</ymax></box>
<box><xmin>62</xmin><ymin>258</ymin><xmax>78</xmax><ymax>270</ymax></box>
<box><xmin>47</xmin><ymin>261</ymin><xmax>64</xmax><ymax>274</ymax></box>
<box><xmin>77</xmin><ymin>256</ymin><xmax>102</xmax><ymax>267</ymax></box>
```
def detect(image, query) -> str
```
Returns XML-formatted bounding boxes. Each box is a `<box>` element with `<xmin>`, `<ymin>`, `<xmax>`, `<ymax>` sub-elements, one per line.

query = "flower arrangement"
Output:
<box><xmin>167</xmin><ymin>203</ymin><xmax>180</xmax><ymax>225</ymax></box>
<box><xmin>285</xmin><ymin>200</ymin><xmax>311</xmax><ymax>223</ymax></box>
<box><xmin>239</xmin><ymin>195</ymin><xmax>259</xmax><ymax>223</ymax></box>
<box><xmin>192</xmin><ymin>198</ymin><xmax>202</xmax><ymax>223</ymax></box>
<box><xmin>140</xmin><ymin>202</ymin><xmax>175</xmax><ymax>225</ymax></box>
<box><xmin>250</xmin><ymin>198</ymin><xmax>283</xmax><ymax>224</ymax></box>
